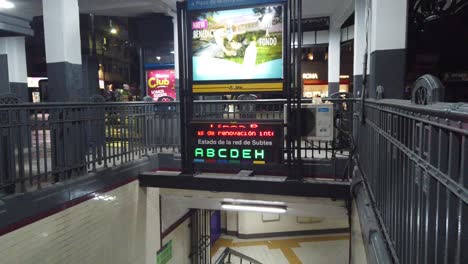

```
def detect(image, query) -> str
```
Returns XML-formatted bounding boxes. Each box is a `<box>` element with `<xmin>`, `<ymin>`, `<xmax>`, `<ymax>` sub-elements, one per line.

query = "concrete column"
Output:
<box><xmin>353</xmin><ymin>0</ymin><xmax>366</xmax><ymax>98</ymax></box>
<box><xmin>328</xmin><ymin>27</ymin><xmax>341</xmax><ymax>96</ymax></box>
<box><xmin>0</xmin><ymin>37</ymin><xmax>28</xmax><ymax>101</ymax></box>
<box><xmin>368</xmin><ymin>0</ymin><xmax>407</xmax><ymax>99</ymax></box>
<box><xmin>43</xmin><ymin>0</ymin><xmax>84</xmax><ymax>101</ymax></box>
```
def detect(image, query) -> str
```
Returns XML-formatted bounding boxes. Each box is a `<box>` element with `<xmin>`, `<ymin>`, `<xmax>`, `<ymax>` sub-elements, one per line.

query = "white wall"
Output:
<box><xmin>162</xmin><ymin>218</ymin><xmax>191</xmax><ymax>264</ymax></box>
<box><xmin>161</xmin><ymin>195</ymin><xmax>191</xmax><ymax>232</ymax></box>
<box><xmin>0</xmin><ymin>36</ymin><xmax>27</xmax><ymax>83</ymax></box>
<box><xmin>221</xmin><ymin>210</ymin><xmax>227</xmax><ymax>230</ymax></box>
<box><xmin>328</xmin><ymin>27</ymin><xmax>341</xmax><ymax>83</ymax></box>
<box><xmin>43</xmin><ymin>0</ymin><xmax>82</xmax><ymax>64</ymax></box>
<box><xmin>303</xmin><ymin>30</ymin><xmax>329</xmax><ymax>45</ymax></box>
<box><xmin>237</xmin><ymin>212</ymin><xmax>348</xmax><ymax>235</ymax></box>
<box><xmin>0</xmin><ymin>181</ymin><xmax>161</xmax><ymax>264</ymax></box>
<box><xmin>226</xmin><ymin>211</ymin><xmax>238</xmax><ymax>234</ymax></box>
<box><xmin>159</xmin><ymin>189</ymin><xmax>347</xmax><ymax>219</ymax></box>
<box><xmin>353</xmin><ymin>0</ymin><xmax>366</xmax><ymax>77</ymax></box>
<box><xmin>370</xmin><ymin>0</ymin><xmax>407</xmax><ymax>52</ymax></box>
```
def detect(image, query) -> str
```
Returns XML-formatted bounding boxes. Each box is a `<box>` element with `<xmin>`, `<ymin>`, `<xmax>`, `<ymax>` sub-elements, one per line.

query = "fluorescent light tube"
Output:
<box><xmin>221</xmin><ymin>202</ymin><xmax>287</xmax><ymax>214</ymax></box>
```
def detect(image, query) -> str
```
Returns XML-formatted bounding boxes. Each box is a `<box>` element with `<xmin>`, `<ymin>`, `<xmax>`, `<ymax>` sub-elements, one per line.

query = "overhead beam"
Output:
<box><xmin>330</xmin><ymin>0</ymin><xmax>354</xmax><ymax>28</ymax></box>
<box><xmin>0</xmin><ymin>13</ymin><xmax>33</xmax><ymax>36</ymax></box>
<box><xmin>157</xmin><ymin>0</ymin><xmax>177</xmax><ymax>12</ymax></box>
<box><xmin>139</xmin><ymin>173</ymin><xmax>351</xmax><ymax>200</ymax></box>
<box><xmin>79</xmin><ymin>1</ymin><xmax>160</xmax><ymax>13</ymax></box>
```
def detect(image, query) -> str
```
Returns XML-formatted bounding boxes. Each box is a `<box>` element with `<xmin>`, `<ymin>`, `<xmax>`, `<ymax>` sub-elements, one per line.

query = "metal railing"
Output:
<box><xmin>0</xmin><ymin>102</ymin><xmax>179</xmax><ymax>195</ymax></box>
<box><xmin>191</xmin><ymin>209</ymin><xmax>212</xmax><ymax>264</ymax></box>
<box><xmin>214</xmin><ymin>247</ymin><xmax>263</xmax><ymax>264</ymax></box>
<box><xmin>0</xmin><ymin>98</ymin><xmax>355</xmax><ymax>195</ymax></box>
<box><xmin>356</xmin><ymin>99</ymin><xmax>468</xmax><ymax>264</ymax></box>
<box><xmin>193</xmin><ymin>99</ymin><xmax>285</xmax><ymax>120</ymax></box>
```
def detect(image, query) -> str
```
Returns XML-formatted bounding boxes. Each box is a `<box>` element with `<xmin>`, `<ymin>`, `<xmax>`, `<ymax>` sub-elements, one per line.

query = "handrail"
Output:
<box><xmin>0</xmin><ymin>101</ymin><xmax>175</xmax><ymax>107</ymax></box>
<box><xmin>364</xmin><ymin>99</ymin><xmax>468</xmax><ymax>121</ymax></box>
<box><xmin>356</xmin><ymin>98</ymin><xmax>468</xmax><ymax>264</ymax></box>
<box><xmin>214</xmin><ymin>247</ymin><xmax>263</xmax><ymax>264</ymax></box>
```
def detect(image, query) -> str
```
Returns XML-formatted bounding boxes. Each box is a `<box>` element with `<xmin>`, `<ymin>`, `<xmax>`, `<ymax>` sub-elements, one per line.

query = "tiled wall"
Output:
<box><xmin>238</xmin><ymin>211</ymin><xmax>348</xmax><ymax>235</ymax></box>
<box><xmin>161</xmin><ymin>217</ymin><xmax>191</xmax><ymax>264</ymax></box>
<box><xmin>161</xmin><ymin>195</ymin><xmax>190</xmax><ymax>232</ymax></box>
<box><xmin>0</xmin><ymin>181</ymin><xmax>161</xmax><ymax>264</ymax></box>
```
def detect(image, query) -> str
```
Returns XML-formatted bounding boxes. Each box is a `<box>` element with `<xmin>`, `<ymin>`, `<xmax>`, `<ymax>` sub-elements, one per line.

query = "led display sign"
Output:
<box><xmin>146</xmin><ymin>69</ymin><xmax>176</xmax><ymax>102</ymax></box>
<box><xmin>191</xmin><ymin>5</ymin><xmax>284</xmax><ymax>83</ymax></box>
<box><xmin>192</xmin><ymin>122</ymin><xmax>283</xmax><ymax>165</ymax></box>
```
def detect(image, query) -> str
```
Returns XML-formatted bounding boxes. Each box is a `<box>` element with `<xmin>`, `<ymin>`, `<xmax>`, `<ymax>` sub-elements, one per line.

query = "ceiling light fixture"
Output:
<box><xmin>221</xmin><ymin>202</ymin><xmax>287</xmax><ymax>214</ymax></box>
<box><xmin>0</xmin><ymin>0</ymin><xmax>15</xmax><ymax>9</ymax></box>
<box><xmin>109</xmin><ymin>19</ymin><xmax>117</xmax><ymax>34</ymax></box>
<box><xmin>170</xmin><ymin>51</ymin><xmax>175</xmax><ymax>54</ymax></box>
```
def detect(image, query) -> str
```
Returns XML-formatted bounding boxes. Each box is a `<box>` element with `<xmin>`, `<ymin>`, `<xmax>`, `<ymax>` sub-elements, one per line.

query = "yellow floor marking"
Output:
<box><xmin>232</xmin><ymin>240</ymin><xmax>273</xmax><ymax>247</ymax></box>
<box><xmin>211</xmin><ymin>234</ymin><xmax>350</xmax><ymax>263</ymax></box>
<box><xmin>267</xmin><ymin>239</ymin><xmax>300</xmax><ymax>249</ymax></box>
<box><xmin>280</xmin><ymin>247</ymin><xmax>303</xmax><ymax>264</ymax></box>
<box><xmin>297</xmin><ymin>234</ymin><xmax>349</xmax><ymax>243</ymax></box>
<box><xmin>210</xmin><ymin>238</ymin><xmax>234</xmax><ymax>257</ymax></box>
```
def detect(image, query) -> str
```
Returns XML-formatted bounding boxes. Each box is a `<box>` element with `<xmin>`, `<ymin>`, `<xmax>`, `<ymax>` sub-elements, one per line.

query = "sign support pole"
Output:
<box><xmin>177</xmin><ymin>2</ymin><xmax>194</xmax><ymax>175</ymax></box>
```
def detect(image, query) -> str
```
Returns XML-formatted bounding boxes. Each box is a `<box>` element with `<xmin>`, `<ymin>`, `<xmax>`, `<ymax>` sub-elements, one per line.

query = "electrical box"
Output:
<box><xmin>284</xmin><ymin>103</ymin><xmax>334</xmax><ymax>141</ymax></box>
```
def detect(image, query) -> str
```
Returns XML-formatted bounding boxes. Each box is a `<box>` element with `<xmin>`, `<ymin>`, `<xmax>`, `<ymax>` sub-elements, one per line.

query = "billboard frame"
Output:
<box><xmin>187</xmin><ymin>2</ymin><xmax>288</xmax><ymax>95</ymax></box>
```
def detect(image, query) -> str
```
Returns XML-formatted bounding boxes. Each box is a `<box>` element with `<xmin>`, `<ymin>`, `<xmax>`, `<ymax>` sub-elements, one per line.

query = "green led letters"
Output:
<box><xmin>230</xmin><ymin>149</ymin><xmax>239</xmax><ymax>158</ymax></box>
<box><xmin>242</xmin><ymin>149</ymin><xmax>251</xmax><ymax>159</ymax></box>
<box><xmin>195</xmin><ymin>148</ymin><xmax>203</xmax><ymax>157</ymax></box>
<box><xmin>207</xmin><ymin>148</ymin><xmax>215</xmax><ymax>158</ymax></box>
<box><xmin>254</xmin><ymin>149</ymin><xmax>264</xmax><ymax>160</ymax></box>
<box><xmin>194</xmin><ymin>148</ymin><xmax>265</xmax><ymax>160</ymax></box>
<box><xmin>219</xmin><ymin>148</ymin><xmax>227</xmax><ymax>158</ymax></box>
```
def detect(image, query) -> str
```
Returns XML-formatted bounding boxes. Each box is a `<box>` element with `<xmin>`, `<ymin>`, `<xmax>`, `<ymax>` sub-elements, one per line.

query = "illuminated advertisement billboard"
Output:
<box><xmin>191</xmin><ymin>5</ymin><xmax>284</xmax><ymax>82</ymax></box>
<box><xmin>146</xmin><ymin>69</ymin><xmax>176</xmax><ymax>102</ymax></box>
<box><xmin>192</xmin><ymin>122</ymin><xmax>283</xmax><ymax>165</ymax></box>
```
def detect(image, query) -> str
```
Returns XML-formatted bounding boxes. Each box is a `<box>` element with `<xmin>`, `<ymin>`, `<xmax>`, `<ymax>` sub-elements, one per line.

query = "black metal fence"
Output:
<box><xmin>190</xmin><ymin>209</ymin><xmax>212</xmax><ymax>264</ymax></box>
<box><xmin>357</xmin><ymin>99</ymin><xmax>468</xmax><ymax>264</ymax></box>
<box><xmin>0</xmin><ymin>98</ymin><xmax>356</xmax><ymax>194</ymax></box>
<box><xmin>0</xmin><ymin>102</ymin><xmax>179</xmax><ymax>194</ymax></box>
<box><xmin>193</xmin><ymin>99</ymin><xmax>285</xmax><ymax>120</ymax></box>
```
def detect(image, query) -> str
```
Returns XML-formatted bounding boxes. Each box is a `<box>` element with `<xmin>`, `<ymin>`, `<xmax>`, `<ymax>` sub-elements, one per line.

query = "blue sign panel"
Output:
<box><xmin>188</xmin><ymin>0</ymin><xmax>286</xmax><ymax>10</ymax></box>
<box><xmin>318</xmin><ymin>108</ymin><xmax>330</xmax><ymax>113</ymax></box>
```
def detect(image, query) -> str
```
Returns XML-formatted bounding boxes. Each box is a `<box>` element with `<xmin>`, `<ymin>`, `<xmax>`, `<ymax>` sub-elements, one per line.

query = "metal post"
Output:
<box><xmin>177</xmin><ymin>2</ymin><xmax>194</xmax><ymax>175</ymax></box>
<box><xmin>90</xmin><ymin>14</ymin><xmax>97</xmax><ymax>56</ymax></box>
<box><xmin>139</xmin><ymin>47</ymin><xmax>146</xmax><ymax>99</ymax></box>
<box><xmin>285</xmin><ymin>0</ymin><xmax>292</xmax><ymax>179</ymax></box>
<box><xmin>291</xmin><ymin>0</ymin><xmax>303</xmax><ymax>180</ymax></box>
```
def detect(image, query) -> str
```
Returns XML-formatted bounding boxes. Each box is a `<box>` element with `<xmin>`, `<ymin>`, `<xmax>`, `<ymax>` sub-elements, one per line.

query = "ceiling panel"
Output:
<box><xmin>0</xmin><ymin>0</ymin><xmax>177</xmax><ymax>20</ymax></box>
<box><xmin>2</xmin><ymin>0</ymin><xmax>343</xmax><ymax>20</ymax></box>
<box><xmin>302</xmin><ymin>0</ymin><xmax>341</xmax><ymax>19</ymax></box>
